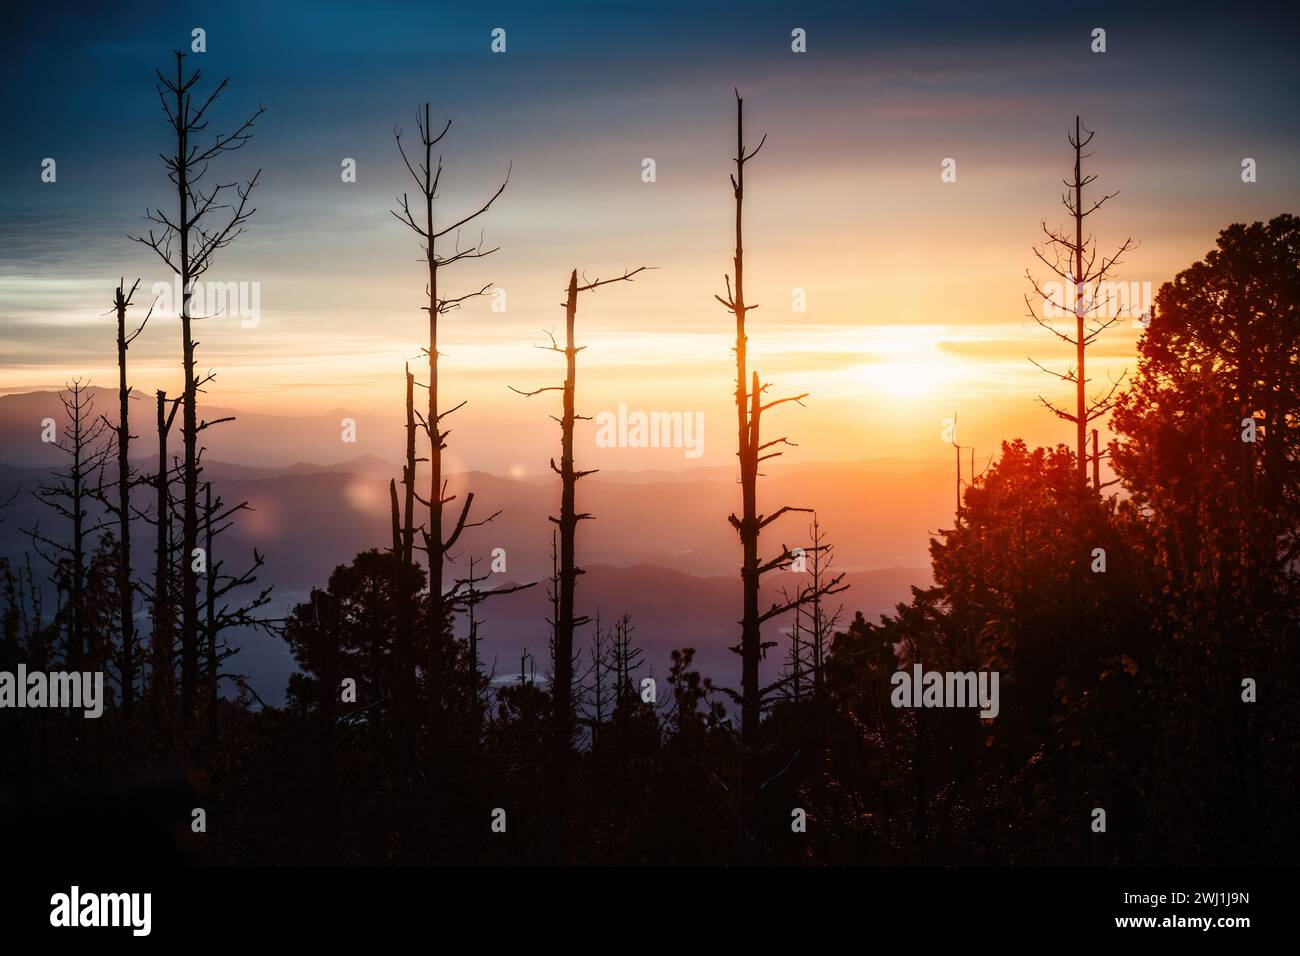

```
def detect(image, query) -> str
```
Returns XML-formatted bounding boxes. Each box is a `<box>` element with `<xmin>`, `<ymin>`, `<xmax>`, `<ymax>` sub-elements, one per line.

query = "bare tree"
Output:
<box><xmin>0</xmin><ymin>485</ymin><xmax>18</xmax><ymax>520</ymax></box>
<box><xmin>543</xmin><ymin>529</ymin><xmax>563</xmax><ymax>686</ymax></box>
<box><xmin>460</xmin><ymin>555</ymin><xmax>486</xmax><ymax>729</ymax></box>
<box><xmin>714</xmin><ymin>91</ymin><xmax>844</xmax><ymax>752</ymax></box>
<box><xmin>779</xmin><ymin>594</ymin><xmax>805</xmax><ymax>703</ymax></box>
<box><xmin>763</xmin><ymin>516</ymin><xmax>847</xmax><ymax>711</ymax></box>
<box><xmin>603</xmin><ymin>612</ymin><xmax>648</xmax><ymax>807</ymax></box>
<box><xmin>391</xmin><ymin>103</ymin><xmax>509</xmax><ymax>737</ymax></box>
<box><xmin>144</xmin><ymin>390</ymin><xmax>181</xmax><ymax>707</ymax></box>
<box><xmin>511</xmin><ymin>265</ymin><xmax>649</xmax><ymax>752</ymax></box>
<box><xmin>453</xmin><ymin>555</ymin><xmax>534</xmax><ymax>738</ymax></box>
<box><xmin>132</xmin><ymin>50</ymin><xmax>263</xmax><ymax>716</ymax></box>
<box><xmin>385</xmin><ymin>475</ymin><xmax>415</xmax><ymax>826</ymax></box>
<box><xmin>581</xmin><ymin>608</ymin><xmax>609</xmax><ymax>748</ymax></box>
<box><xmin>804</xmin><ymin>516</ymin><xmax>842</xmax><ymax>698</ymax></box>
<box><xmin>387</xmin><ymin>365</ymin><xmax>423</xmax><ymax>753</ymax></box>
<box><xmin>200</xmin><ymin>480</ymin><xmax>275</xmax><ymax>740</ymax></box>
<box><xmin>400</xmin><ymin>364</ymin><xmax>421</xmax><ymax>571</ymax></box>
<box><xmin>1092</xmin><ymin>428</ymin><xmax>1101</xmax><ymax>490</ymax></box>
<box><xmin>95</xmin><ymin>280</ymin><xmax>153</xmax><ymax>712</ymax></box>
<box><xmin>25</xmin><ymin>381</ymin><xmax>111</xmax><ymax>671</ymax></box>
<box><xmin>948</xmin><ymin>411</ymin><xmax>974</xmax><ymax>523</ymax></box>
<box><xmin>1025</xmin><ymin>116</ymin><xmax>1134</xmax><ymax>488</ymax></box>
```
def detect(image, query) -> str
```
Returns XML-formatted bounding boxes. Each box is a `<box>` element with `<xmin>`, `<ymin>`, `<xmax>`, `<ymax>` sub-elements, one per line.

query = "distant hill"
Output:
<box><xmin>453</xmin><ymin>562</ymin><xmax>927</xmax><ymax>696</ymax></box>
<box><xmin>214</xmin><ymin>562</ymin><xmax>928</xmax><ymax>709</ymax></box>
<box><xmin>0</xmin><ymin>391</ymin><xmax>946</xmax><ymax>703</ymax></box>
<box><xmin>0</xmin><ymin>388</ymin><xmax>394</xmax><ymax>469</ymax></box>
<box><xmin>1</xmin><ymin>391</ymin><xmax>954</xmax><ymax>576</ymax></box>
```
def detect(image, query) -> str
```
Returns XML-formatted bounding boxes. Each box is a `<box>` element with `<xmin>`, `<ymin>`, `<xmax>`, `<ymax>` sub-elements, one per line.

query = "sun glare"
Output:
<box><xmin>859</xmin><ymin>357</ymin><xmax>949</xmax><ymax>398</ymax></box>
<box><xmin>841</xmin><ymin>326</ymin><xmax>955</xmax><ymax>400</ymax></box>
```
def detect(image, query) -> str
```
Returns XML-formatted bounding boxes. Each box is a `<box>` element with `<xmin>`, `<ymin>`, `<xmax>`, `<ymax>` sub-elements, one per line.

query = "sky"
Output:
<box><xmin>3</xmin><ymin>0</ymin><xmax>1299</xmax><ymax>472</ymax></box>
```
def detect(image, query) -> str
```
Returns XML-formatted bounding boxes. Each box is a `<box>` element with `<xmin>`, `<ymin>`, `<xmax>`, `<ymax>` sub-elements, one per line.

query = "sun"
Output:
<box><xmin>845</xmin><ymin>325</ymin><xmax>955</xmax><ymax>400</ymax></box>
<box><xmin>862</xmin><ymin>357</ymin><xmax>949</xmax><ymax>399</ymax></box>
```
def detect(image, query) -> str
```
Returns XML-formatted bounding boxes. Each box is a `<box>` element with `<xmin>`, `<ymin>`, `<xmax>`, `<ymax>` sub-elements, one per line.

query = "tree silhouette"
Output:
<box><xmin>4</xmin><ymin>22</ymin><xmax>1297</xmax><ymax>868</ymax></box>
<box><xmin>199</xmin><ymin>480</ymin><xmax>275</xmax><ymax>740</ymax></box>
<box><xmin>607</xmin><ymin>612</ymin><xmax>647</xmax><ymax>804</ymax></box>
<box><xmin>714</xmin><ymin>90</ymin><xmax>842</xmax><ymax>755</ymax></box>
<box><xmin>391</xmin><ymin>103</ymin><xmax>510</xmax><ymax>739</ymax></box>
<box><xmin>1113</xmin><ymin>214</ymin><xmax>1300</xmax><ymax>539</ymax></box>
<box><xmin>511</xmin><ymin>264</ymin><xmax>649</xmax><ymax>756</ymax></box>
<box><xmin>582</xmin><ymin>608</ymin><xmax>609</xmax><ymax>748</ymax></box>
<box><xmin>453</xmin><ymin>554</ymin><xmax>535</xmax><ymax>739</ymax></box>
<box><xmin>1025</xmin><ymin>116</ymin><xmax>1134</xmax><ymax>488</ymax></box>
<box><xmin>1109</xmin><ymin>217</ymin><xmax>1300</xmax><ymax>860</ymax></box>
<box><xmin>781</xmin><ymin>597</ymin><xmax>805</xmax><ymax>704</ymax></box>
<box><xmin>132</xmin><ymin>50</ymin><xmax>263</xmax><ymax>717</ymax></box>
<box><xmin>804</xmin><ymin>516</ymin><xmax>842</xmax><ymax>699</ymax></box>
<box><xmin>144</xmin><ymin>390</ymin><xmax>181</xmax><ymax>710</ymax></box>
<box><xmin>387</xmin><ymin>364</ymin><xmax>421</xmax><ymax>766</ymax></box>
<box><xmin>25</xmin><ymin>381</ymin><xmax>110</xmax><ymax>671</ymax></box>
<box><xmin>94</xmin><ymin>280</ymin><xmax>152</xmax><ymax>712</ymax></box>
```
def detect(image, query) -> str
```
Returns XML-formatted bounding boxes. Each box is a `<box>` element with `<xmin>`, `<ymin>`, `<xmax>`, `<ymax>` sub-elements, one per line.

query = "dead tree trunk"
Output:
<box><xmin>114</xmin><ymin>303</ymin><xmax>133</xmax><ymax>689</ymax></box>
<box><xmin>402</xmin><ymin>364</ymin><xmax>418</xmax><ymax>568</ymax></box>
<box><xmin>715</xmin><ymin>92</ymin><xmax>842</xmax><ymax>754</ymax></box>
<box><xmin>948</xmin><ymin>412</ymin><xmax>972</xmax><ymax>524</ymax></box>
<box><xmin>954</xmin><ymin>437</ymin><xmax>962</xmax><ymax>521</ymax></box>
<box><xmin>203</xmin><ymin>482</ymin><xmax>216</xmax><ymax>739</ymax></box>
<box><xmin>177</xmin><ymin>99</ymin><xmax>198</xmax><ymax>721</ymax></box>
<box><xmin>588</xmin><ymin>609</ymin><xmax>606</xmax><ymax>748</ymax></box>
<box><xmin>389</xmin><ymin>365</ymin><xmax>419</xmax><ymax>746</ymax></box>
<box><xmin>1025</xmin><ymin>116</ymin><xmax>1134</xmax><ymax>490</ymax></box>
<box><xmin>388</xmin><ymin>477</ymin><xmax>410</xmax><ymax>710</ymax></box>
<box><xmin>387</xmin><ymin>476</ymin><xmax>414</xmax><ymax>842</ymax></box>
<box><xmin>555</xmin><ymin>271</ymin><xmax>581</xmax><ymax>750</ymax></box>
<box><xmin>133</xmin><ymin>51</ymin><xmax>263</xmax><ymax>719</ymax></box>
<box><xmin>68</xmin><ymin>388</ymin><xmax>90</xmax><ymax>667</ymax></box>
<box><xmin>108</xmin><ymin>280</ymin><xmax>150</xmax><ymax>711</ymax></box>
<box><xmin>151</xmin><ymin>391</ymin><xmax>180</xmax><ymax>705</ymax></box>
<box><xmin>718</xmin><ymin>92</ymin><xmax>766</xmax><ymax>752</ymax></box>
<box><xmin>1092</xmin><ymin>428</ymin><xmax>1101</xmax><ymax>490</ymax></box>
<box><xmin>392</xmin><ymin>103</ymin><xmax>509</xmax><ymax>740</ymax></box>
<box><xmin>512</xmin><ymin>265</ymin><xmax>648</xmax><ymax>754</ymax></box>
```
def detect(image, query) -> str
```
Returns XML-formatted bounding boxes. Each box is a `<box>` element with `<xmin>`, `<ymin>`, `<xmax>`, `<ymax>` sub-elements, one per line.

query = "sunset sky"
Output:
<box><xmin>3</xmin><ymin>0</ymin><xmax>1298</xmax><ymax>472</ymax></box>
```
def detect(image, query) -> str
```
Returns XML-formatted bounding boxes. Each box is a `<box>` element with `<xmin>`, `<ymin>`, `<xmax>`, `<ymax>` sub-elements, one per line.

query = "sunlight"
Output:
<box><xmin>344</xmin><ymin>477</ymin><xmax>388</xmax><ymax>516</ymax></box>
<box><xmin>844</xmin><ymin>326</ymin><xmax>956</xmax><ymax>400</ymax></box>
<box><xmin>857</xmin><ymin>356</ymin><xmax>949</xmax><ymax>398</ymax></box>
